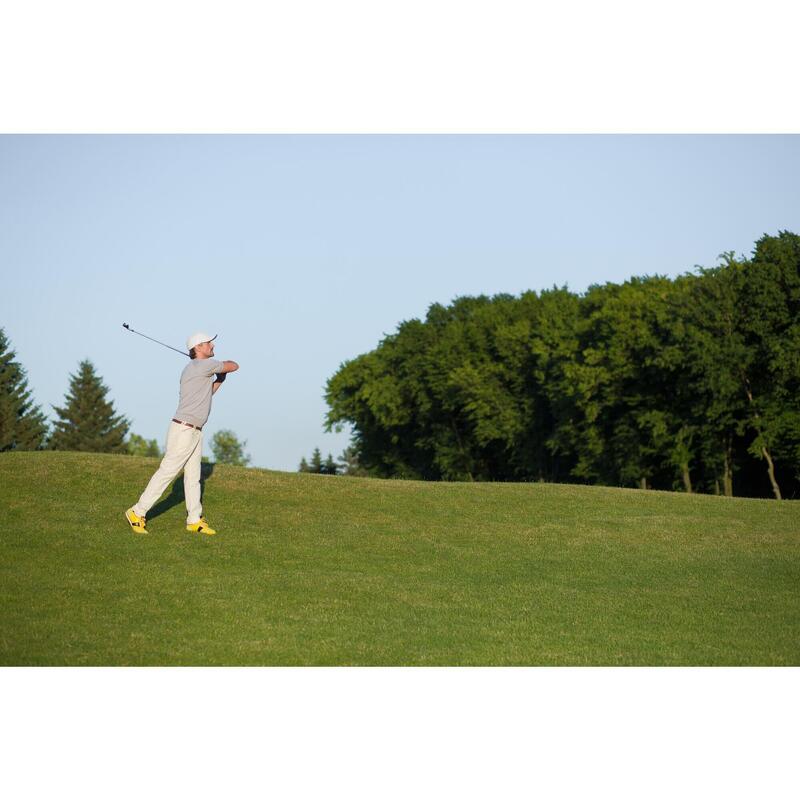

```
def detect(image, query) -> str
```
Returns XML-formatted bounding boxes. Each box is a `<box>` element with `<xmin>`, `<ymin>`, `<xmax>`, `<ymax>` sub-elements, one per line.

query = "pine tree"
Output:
<box><xmin>310</xmin><ymin>447</ymin><xmax>323</xmax><ymax>473</ymax></box>
<box><xmin>337</xmin><ymin>444</ymin><xmax>369</xmax><ymax>476</ymax></box>
<box><xmin>0</xmin><ymin>328</ymin><xmax>48</xmax><ymax>451</ymax></box>
<box><xmin>50</xmin><ymin>360</ymin><xmax>130</xmax><ymax>452</ymax></box>
<box><xmin>298</xmin><ymin>457</ymin><xmax>310</xmax><ymax>472</ymax></box>
<box><xmin>323</xmin><ymin>453</ymin><xmax>338</xmax><ymax>475</ymax></box>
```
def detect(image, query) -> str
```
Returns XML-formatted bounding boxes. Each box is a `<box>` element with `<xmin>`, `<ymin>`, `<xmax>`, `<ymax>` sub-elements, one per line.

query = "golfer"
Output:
<box><xmin>125</xmin><ymin>332</ymin><xmax>239</xmax><ymax>536</ymax></box>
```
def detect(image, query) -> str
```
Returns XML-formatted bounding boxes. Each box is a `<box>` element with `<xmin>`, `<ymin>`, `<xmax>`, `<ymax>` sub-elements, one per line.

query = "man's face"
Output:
<box><xmin>196</xmin><ymin>340</ymin><xmax>215</xmax><ymax>358</ymax></box>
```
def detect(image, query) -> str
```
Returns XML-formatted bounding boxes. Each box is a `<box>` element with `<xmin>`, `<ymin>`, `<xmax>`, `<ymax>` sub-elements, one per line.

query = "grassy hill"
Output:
<box><xmin>1</xmin><ymin>451</ymin><xmax>799</xmax><ymax>665</ymax></box>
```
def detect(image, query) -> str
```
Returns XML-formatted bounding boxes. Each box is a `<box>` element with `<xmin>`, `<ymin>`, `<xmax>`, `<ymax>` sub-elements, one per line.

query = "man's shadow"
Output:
<box><xmin>147</xmin><ymin>462</ymin><xmax>215</xmax><ymax>521</ymax></box>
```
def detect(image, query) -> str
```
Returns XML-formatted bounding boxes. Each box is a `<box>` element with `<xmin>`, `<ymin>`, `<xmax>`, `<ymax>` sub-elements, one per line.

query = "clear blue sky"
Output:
<box><xmin>2</xmin><ymin>135</ymin><xmax>799</xmax><ymax>470</ymax></box>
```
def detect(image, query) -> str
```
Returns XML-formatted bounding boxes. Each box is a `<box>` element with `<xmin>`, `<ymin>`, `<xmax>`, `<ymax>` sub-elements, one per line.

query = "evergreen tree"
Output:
<box><xmin>50</xmin><ymin>360</ymin><xmax>130</xmax><ymax>453</ymax></box>
<box><xmin>300</xmin><ymin>448</ymin><xmax>344</xmax><ymax>475</ymax></box>
<box><xmin>322</xmin><ymin>453</ymin><xmax>338</xmax><ymax>475</ymax></box>
<box><xmin>210</xmin><ymin>429</ymin><xmax>251</xmax><ymax>466</ymax></box>
<box><xmin>0</xmin><ymin>328</ymin><xmax>48</xmax><ymax>451</ymax></box>
<box><xmin>337</xmin><ymin>444</ymin><xmax>369</xmax><ymax>476</ymax></box>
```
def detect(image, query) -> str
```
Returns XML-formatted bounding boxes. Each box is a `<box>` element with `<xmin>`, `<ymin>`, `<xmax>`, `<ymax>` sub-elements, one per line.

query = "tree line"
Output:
<box><xmin>325</xmin><ymin>231</ymin><xmax>800</xmax><ymax>499</ymax></box>
<box><xmin>0</xmin><ymin>335</ymin><xmax>249</xmax><ymax>465</ymax></box>
<box><xmin>298</xmin><ymin>445</ymin><xmax>367</xmax><ymax>476</ymax></box>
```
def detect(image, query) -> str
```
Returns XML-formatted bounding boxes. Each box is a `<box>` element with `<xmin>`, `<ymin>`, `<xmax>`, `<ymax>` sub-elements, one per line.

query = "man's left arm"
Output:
<box><xmin>212</xmin><ymin>372</ymin><xmax>226</xmax><ymax>394</ymax></box>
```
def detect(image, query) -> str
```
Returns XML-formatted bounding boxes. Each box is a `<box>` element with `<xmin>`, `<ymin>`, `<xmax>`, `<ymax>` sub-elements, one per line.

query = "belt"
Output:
<box><xmin>172</xmin><ymin>418</ymin><xmax>203</xmax><ymax>431</ymax></box>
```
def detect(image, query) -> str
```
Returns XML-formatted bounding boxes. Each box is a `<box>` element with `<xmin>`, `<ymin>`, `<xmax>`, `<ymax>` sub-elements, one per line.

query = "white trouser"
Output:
<box><xmin>133</xmin><ymin>421</ymin><xmax>204</xmax><ymax>524</ymax></box>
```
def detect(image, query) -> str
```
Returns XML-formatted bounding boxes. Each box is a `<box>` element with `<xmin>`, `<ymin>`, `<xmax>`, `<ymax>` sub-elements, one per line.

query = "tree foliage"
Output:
<box><xmin>298</xmin><ymin>447</ymin><xmax>340</xmax><ymax>474</ymax></box>
<box><xmin>326</xmin><ymin>231</ymin><xmax>800</xmax><ymax>498</ymax></box>
<box><xmin>126</xmin><ymin>434</ymin><xmax>162</xmax><ymax>458</ymax></box>
<box><xmin>50</xmin><ymin>360</ymin><xmax>129</xmax><ymax>453</ymax></box>
<box><xmin>210</xmin><ymin>429</ymin><xmax>251</xmax><ymax>466</ymax></box>
<box><xmin>0</xmin><ymin>328</ymin><xmax>48</xmax><ymax>451</ymax></box>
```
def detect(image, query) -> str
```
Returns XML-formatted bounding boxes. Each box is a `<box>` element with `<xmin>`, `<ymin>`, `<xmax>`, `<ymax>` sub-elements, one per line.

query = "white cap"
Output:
<box><xmin>187</xmin><ymin>331</ymin><xmax>217</xmax><ymax>350</ymax></box>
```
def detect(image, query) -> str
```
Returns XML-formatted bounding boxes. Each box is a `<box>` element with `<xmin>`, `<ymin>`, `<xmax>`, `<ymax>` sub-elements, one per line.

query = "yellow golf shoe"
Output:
<box><xmin>186</xmin><ymin>517</ymin><xmax>217</xmax><ymax>536</ymax></box>
<box><xmin>125</xmin><ymin>507</ymin><xmax>149</xmax><ymax>534</ymax></box>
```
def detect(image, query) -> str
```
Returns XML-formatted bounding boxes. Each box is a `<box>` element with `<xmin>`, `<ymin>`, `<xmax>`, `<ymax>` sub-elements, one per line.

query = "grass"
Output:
<box><xmin>1</xmin><ymin>451</ymin><xmax>799</xmax><ymax>665</ymax></box>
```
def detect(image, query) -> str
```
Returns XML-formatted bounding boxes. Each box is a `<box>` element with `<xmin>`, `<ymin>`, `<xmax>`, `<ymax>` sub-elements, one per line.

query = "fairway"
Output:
<box><xmin>1</xmin><ymin>451</ymin><xmax>799</xmax><ymax>665</ymax></box>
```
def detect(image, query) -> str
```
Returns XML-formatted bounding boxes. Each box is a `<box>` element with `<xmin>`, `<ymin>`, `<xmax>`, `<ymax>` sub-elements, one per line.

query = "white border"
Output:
<box><xmin>1</xmin><ymin>667</ymin><xmax>797</xmax><ymax>798</ymax></box>
<box><xmin>0</xmin><ymin>1</ymin><xmax>798</xmax><ymax>132</ymax></box>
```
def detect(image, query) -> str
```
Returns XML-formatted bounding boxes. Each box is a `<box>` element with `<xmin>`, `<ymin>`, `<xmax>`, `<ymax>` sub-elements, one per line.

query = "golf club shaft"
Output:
<box><xmin>122</xmin><ymin>323</ymin><xmax>189</xmax><ymax>357</ymax></box>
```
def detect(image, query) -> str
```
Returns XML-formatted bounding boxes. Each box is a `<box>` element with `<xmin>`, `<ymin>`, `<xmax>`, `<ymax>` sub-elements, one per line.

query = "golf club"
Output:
<box><xmin>122</xmin><ymin>323</ymin><xmax>189</xmax><ymax>357</ymax></box>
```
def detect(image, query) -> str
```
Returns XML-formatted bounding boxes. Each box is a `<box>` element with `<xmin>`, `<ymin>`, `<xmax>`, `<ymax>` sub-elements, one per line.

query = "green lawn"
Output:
<box><xmin>1</xmin><ymin>451</ymin><xmax>799</xmax><ymax>665</ymax></box>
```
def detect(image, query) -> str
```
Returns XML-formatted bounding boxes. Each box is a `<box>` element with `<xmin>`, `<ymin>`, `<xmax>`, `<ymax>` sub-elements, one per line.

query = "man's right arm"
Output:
<box><xmin>219</xmin><ymin>360</ymin><xmax>239</xmax><ymax>374</ymax></box>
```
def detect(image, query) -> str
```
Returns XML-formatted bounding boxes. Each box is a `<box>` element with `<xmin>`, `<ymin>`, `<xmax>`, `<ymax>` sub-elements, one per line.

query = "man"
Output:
<box><xmin>125</xmin><ymin>331</ymin><xmax>239</xmax><ymax>536</ymax></box>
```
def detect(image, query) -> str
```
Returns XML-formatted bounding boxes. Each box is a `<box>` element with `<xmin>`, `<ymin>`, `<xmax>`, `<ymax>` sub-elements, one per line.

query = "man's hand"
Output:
<box><xmin>213</xmin><ymin>362</ymin><xmax>237</xmax><ymax>395</ymax></box>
